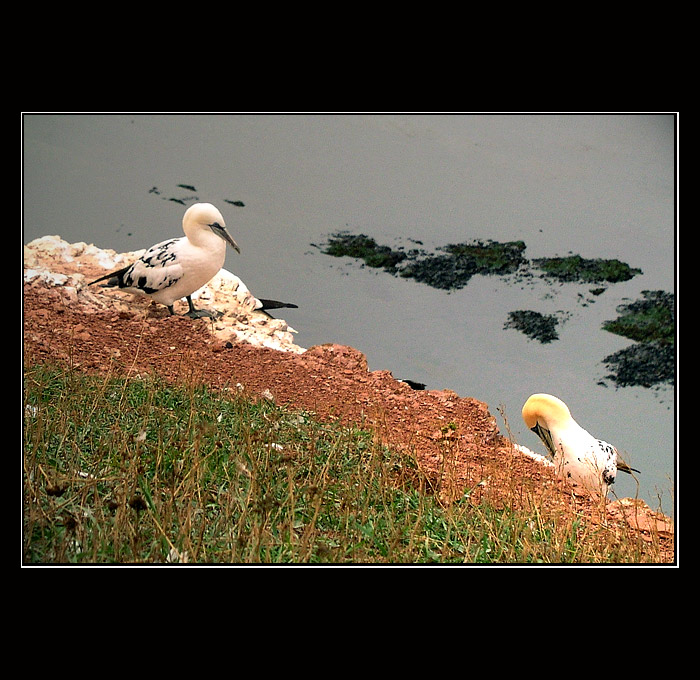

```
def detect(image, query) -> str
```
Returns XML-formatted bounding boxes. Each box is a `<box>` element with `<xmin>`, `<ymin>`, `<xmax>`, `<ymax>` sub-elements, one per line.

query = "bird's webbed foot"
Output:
<box><xmin>184</xmin><ymin>296</ymin><xmax>221</xmax><ymax>319</ymax></box>
<box><xmin>185</xmin><ymin>308</ymin><xmax>220</xmax><ymax>319</ymax></box>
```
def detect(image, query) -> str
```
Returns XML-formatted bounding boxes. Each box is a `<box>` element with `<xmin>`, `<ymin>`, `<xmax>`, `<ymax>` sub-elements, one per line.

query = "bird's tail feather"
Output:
<box><xmin>257</xmin><ymin>299</ymin><xmax>298</xmax><ymax>310</ymax></box>
<box><xmin>88</xmin><ymin>266</ymin><xmax>130</xmax><ymax>287</ymax></box>
<box><xmin>617</xmin><ymin>456</ymin><xmax>641</xmax><ymax>475</ymax></box>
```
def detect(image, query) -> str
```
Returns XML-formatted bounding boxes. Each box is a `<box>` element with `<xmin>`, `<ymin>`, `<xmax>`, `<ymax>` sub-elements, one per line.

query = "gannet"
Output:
<box><xmin>522</xmin><ymin>393</ymin><xmax>639</xmax><ymax>497</ymax></box>
<box><xmin>89</xmin><ymin>203</ymin><xmax>240</xmax><ymax>318</ymax></box>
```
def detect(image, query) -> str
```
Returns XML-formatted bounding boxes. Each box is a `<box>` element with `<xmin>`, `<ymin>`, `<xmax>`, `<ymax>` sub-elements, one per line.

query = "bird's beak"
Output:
<box><xmin>210</xmin><ymin>223</ymin><xmax>241</xmax><ymax>253</ymax></box>
<box><xmin>531</xmin><ymin>423</ymin><xmax>557</xmax><ymax>459</ymax></box>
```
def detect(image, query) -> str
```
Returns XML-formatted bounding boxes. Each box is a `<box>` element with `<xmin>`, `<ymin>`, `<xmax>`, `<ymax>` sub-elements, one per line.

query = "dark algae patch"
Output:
<box><xmin>504</xmin><ymin>310</ymin><xmax>560</xmax><ymax>343</ymax></box>
<box><xmin>602</xmin><ymin>290</ymin><xmax>674</xmax><ymax>344</ymax></box>
<box><xmin>602</xmin><ymin>290</ymin><xmax>675</xmax><ymax>388</ymax></box>
<box><xmin>321</xmin><ymin>232</ymin><xmax>641</xmax><ymax>290</ymax></box>
<box><xmin>444</xmin><ymin>240</ymin><xmax>527</xmax><ymax>273</ymax></box>
<box><xmin>402</xmin><ymin>240</ymin><xmax>526</xmax><ymax>290</ymax></box>
<box><xmin>323</xmin><ymin>233</ymin><xmax>407</xmax><ymax>272</ymax></box>
<box><xmin>322</xmin><ymin>232</ymin><xmax>527</xmax><ymax>290</ymax></box>
<box><xmin>532</xmin><ymin>254</ymin><xmax>642</xmax><ymax>283</ymax></box>
<box><xmin>603</xmin><ymin>344</ymin><xmax>675</xmax><ymax>389</ymax></box>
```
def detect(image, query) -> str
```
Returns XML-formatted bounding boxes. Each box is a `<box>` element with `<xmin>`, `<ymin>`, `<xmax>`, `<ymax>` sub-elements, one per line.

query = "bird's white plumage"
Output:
<box><xmin>522</xmin><ymin>393</ymin><xmax>635</xmax><ymax>497</ymax></box>
<box><xmin>89</xmin><ymin>203</ymin><xmax>240</xmax><ymax>317</ymax></box>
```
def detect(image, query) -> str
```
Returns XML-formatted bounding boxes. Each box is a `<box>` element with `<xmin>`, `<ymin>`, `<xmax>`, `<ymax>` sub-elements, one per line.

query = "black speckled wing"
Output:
<box><xmin>90</xmin><ymin>238</ymin><xmax>184</xmax><ymax>294</ymax></box>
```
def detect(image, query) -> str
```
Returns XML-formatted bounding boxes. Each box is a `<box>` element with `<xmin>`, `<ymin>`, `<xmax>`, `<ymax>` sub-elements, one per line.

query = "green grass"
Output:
<box><xmin>23</xmin><ymin>365</ymin><xmax>663</xmax><ymax>564</ymax></box>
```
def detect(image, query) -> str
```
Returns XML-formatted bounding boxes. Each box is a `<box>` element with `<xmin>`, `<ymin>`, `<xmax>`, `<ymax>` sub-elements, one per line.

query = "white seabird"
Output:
<box><xmin>89</xmin><ymin>203</ymin><xmax>240</xmax><ymax>318</ymax></box>
<box><xmin>521</xmin><ymin>393</ymin><xmax>639</xmax><ymax>497</ymax></box>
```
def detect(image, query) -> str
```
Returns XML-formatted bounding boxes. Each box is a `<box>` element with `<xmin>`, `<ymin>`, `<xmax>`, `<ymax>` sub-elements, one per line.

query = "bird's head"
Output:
<box><xmin>522</xmin><ymin>393</ymin><xmax>573</xmax><ymax>458</ymax></box>
<box><xmin>183</xmin><ymin>203</ymin><xmax>240</xmax><ymax>253</ymax></box>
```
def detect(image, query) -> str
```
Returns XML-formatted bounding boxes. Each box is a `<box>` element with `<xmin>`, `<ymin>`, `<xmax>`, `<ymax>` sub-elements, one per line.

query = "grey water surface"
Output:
<box><xmin>23</xmin><ymin>113</ymin><xmax>676</xmax><ymax>514</ymax></box>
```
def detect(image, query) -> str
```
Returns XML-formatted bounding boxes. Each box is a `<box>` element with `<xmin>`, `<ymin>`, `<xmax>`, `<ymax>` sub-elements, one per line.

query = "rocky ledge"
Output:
<box><xmin>23</xmin><ymin>235</ymin><xmax>304</xmax><ymax>354</ymax></box>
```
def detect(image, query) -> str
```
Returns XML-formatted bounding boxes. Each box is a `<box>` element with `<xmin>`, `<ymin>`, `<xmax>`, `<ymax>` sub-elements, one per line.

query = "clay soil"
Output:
<box><xmin>23</xmin><ymin>283</ymin><xmax>675</xmax><ymax>562</ymax></box>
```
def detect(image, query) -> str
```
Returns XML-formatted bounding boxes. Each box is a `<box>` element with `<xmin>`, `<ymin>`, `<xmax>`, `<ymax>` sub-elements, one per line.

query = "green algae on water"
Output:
<box><xmin>603</xmin><ymin>343</ymin><xmax>675</xmax><ymax>388</ymax></box>
<box><xmin>322</xmin><ymin>233</ymin><xmax>641</xmax><ymax>290</ymax></box>
<box><xmin>602</xmin><ymin>290</ymin><xmax>674</xmax><ymax>345</ymax></box>
<box><xmin>401</xmin><ymin>240</ymin><xmax>526</xmax><ymax>290</ymax></box>
<box><xmin>322</xmin><ymin>232</ymin><xmax>527</xmax><ymax>291</ymax></box>
<box><xmin>443</xmin><ymin>240</ymin><xmax>527</xmax><ymax>275</ymax></box>
<box><xmin>601</xmin><ymin>290</ymin><xmax>675</xmax><ymax>388</ymax></box>
<box><xmin>532</xmin><ymin>254</ymin><xmax>642</xmax><ymax>283</ymax></box>
<box><xmin>322</xmin><ymin>233</ymin><xmax>408</xmax><ymax>272</ymax></box>
<box><xmin>504</xmin><ymin>310</ymin><xmax>560</xmax><ymax>344</ymax></box>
